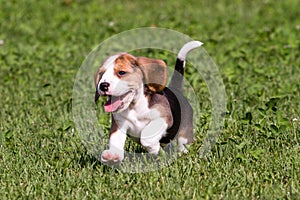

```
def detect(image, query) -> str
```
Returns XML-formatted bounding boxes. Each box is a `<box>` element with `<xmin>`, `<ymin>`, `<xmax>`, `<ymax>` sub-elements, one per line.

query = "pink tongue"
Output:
<box><xmin>104</xmin><ymin>96</ymin><xmax>122</xmax><ymax>112</ymax></box>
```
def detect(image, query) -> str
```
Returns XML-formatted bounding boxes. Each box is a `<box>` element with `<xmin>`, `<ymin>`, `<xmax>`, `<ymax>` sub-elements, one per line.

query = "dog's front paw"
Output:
<box><xmin>101</xmin><ymin>149</ymin><xmax>124</xmax><ymax>163</ymax></box>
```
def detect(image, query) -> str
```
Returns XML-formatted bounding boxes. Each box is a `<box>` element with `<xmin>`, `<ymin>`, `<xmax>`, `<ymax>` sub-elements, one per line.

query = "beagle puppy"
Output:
<box><xmin>94</xmin><ymin>41</ymin><xmax>202</xmax><ymax>163</ymax></box>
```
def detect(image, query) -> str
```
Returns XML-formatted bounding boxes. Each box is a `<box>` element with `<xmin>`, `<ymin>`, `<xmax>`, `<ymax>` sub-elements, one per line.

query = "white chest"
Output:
<box><xmin>114</xmin><ymin>108</ymin><xmax>160</xmax><ymax>138</ymax></box>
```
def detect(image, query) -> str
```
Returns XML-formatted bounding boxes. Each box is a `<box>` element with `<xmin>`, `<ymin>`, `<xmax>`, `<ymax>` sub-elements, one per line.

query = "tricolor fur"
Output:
<box><xmin>94</xmin><ymin>41</ymin><xmax>203</xmax><ymax>163</ymax></box>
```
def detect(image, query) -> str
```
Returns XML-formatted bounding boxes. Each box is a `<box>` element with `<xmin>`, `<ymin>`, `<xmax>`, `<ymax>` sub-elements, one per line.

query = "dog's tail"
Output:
<box><xmin>169</xmin><ymin>41</ymin><xmax>203</xmax><ymax>92</ymax></box>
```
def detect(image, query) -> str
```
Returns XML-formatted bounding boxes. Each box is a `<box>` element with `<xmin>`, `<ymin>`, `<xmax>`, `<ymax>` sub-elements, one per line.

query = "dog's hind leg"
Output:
<box><xmin>177</xmin><ymin>126</ymin><xmax>194</xmax><ymax>153</ymax></box>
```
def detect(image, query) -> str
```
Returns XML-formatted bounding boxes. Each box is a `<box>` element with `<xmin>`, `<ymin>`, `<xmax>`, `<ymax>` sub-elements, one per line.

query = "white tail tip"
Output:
<box><xmin>177</xmin><ymin>41</ymin><xmax>203</xmax><ymax>61</ymax></box>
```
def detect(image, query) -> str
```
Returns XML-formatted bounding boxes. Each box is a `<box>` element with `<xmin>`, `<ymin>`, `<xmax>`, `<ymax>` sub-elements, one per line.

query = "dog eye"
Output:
<box><xmin>118</xmin><ymin>71</ymin><xmax>127</xmax><ymax>76</ymax></box>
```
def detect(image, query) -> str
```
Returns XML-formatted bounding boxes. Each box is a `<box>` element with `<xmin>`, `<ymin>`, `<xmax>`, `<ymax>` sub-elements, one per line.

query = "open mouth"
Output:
<box><xmin>103</xmin><ymin>91</ymin><xmax>132</xmax><ymax>112</ymax></box>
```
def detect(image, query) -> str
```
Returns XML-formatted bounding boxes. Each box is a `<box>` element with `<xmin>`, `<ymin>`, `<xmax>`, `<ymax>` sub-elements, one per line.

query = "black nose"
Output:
<box><xmin>99</xmin><ymin>82</ymin><xmax>110</xmax><ymax>92</ymax></box>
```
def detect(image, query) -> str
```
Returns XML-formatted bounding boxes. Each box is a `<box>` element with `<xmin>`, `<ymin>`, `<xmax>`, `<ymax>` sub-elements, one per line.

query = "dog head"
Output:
<box><xmin>94</xmin><ymin>53</ymin><xmax>168</xmax><ymax>113</ymax></box>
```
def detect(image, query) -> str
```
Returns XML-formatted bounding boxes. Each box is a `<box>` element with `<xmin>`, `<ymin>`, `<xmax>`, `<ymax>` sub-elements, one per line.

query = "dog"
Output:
<box><xmin>94</xmin><ymin>41</ymin><xmax>202</xmax><ymax>163</ymax></box>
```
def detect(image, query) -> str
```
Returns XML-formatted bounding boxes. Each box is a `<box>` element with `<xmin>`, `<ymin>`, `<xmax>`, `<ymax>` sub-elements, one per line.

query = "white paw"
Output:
<box><xmin>101</xmin><ymin>149</ymin><xmax>123</xmax><ymax>163</ymax></box>
<box><xmin>178</xmin><ymin>146</ymin><xmax>189</xmax><ymax>154</ymax></box>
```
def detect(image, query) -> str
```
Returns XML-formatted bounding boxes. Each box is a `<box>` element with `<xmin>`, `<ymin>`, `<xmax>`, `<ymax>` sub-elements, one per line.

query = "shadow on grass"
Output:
<box><xmin>77</xmin><ymin>142</ymin><xmax>181</xmax><ymax>173</ymax></box>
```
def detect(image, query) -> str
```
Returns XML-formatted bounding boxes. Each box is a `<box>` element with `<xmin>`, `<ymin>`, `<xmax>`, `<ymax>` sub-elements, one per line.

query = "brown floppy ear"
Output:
<box><xmin>136</xmin><ymin>57</ymin><xmax>168</xmax><ymax>93</ymax></box>
<box><xmin>94</xmin><ymin>68</ymin><xmax>102</xmax><ymax>102</ymax></box>
<box><xmin>94</xmin><ymin>68</ymin><xmax>102</xmax><ymax>88</ymax></box>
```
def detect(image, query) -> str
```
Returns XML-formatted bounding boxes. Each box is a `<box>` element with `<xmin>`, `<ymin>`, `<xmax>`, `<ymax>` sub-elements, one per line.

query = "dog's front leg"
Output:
<box><xmin>101</xmin><ymin>129</ymin><xmax>126</xmax><ymax>163</ymax></box>
<box><xmin>140</xmin><ymin>118</ymin><xmax>168</xmax><ymax>155</ymax></box>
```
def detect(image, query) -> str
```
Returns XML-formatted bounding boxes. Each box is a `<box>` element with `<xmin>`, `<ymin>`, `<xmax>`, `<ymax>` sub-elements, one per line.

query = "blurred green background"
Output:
<box><xmin>0</xmin><ymin>0</ymin><xmax>299</xmax><ymax>199</ymax></box>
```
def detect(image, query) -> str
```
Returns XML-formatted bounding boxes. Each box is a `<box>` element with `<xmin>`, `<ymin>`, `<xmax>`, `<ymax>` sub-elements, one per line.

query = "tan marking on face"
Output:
<box><xmin>113</xmin><ymin>54</ymin><xmax>136</xmax><ymax>77</ymax></box>
<box><xmin>113</xmin><ymin>54</ymin><xmax>143</xmax><ymax>84</ymax></box>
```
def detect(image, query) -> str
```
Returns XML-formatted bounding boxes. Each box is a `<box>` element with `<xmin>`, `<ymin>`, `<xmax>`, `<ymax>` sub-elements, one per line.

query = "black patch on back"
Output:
<box><xmin>159</xmin><ymin>87</ymin><xmax>181</xmax><ymax>144</ymax></box>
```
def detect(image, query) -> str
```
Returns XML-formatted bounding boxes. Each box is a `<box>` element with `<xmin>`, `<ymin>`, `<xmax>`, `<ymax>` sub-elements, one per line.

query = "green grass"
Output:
<box><xmin>1</xmin><ymin>0</ymin><xmax>300</xmax><ymax>199</ymax></box>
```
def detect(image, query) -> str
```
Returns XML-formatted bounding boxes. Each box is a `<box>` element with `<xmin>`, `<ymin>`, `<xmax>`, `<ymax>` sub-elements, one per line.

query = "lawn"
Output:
<box><xmin>1</xmin><ymin>0</ymin><xmax>299</xmax><ymax>199</ymax></box>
